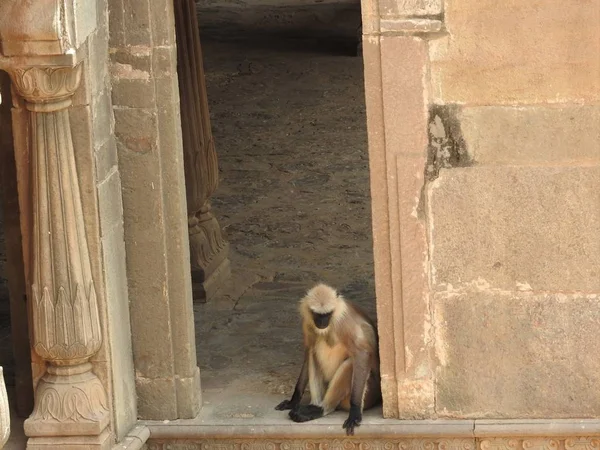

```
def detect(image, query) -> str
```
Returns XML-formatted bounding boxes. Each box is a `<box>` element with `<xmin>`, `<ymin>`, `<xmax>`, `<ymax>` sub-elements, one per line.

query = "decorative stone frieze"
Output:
<box><xmin>146</xmin><ymin>439</ymin><xmax>475</xmax><ymax>450</ymax></box>
<box><xmin>146</xmin><ymin>438</ymin><xmax>600</xmax><ymax>450</ymax></box>
<box><xmin>8</xmin><ymin>63</ymin><xmax>110</xmax><ymax>449</ymax></box>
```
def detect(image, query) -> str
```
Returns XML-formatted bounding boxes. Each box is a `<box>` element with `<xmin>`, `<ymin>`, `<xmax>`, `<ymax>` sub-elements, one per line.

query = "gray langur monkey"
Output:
<box><xmin>275</xmin><ymin>283</ymin><xmax>381</xmax><ymax>435</ymax></box>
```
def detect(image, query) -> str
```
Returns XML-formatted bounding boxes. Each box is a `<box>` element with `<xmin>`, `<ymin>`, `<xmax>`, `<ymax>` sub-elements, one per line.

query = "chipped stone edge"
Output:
<box><xmin>113</xmin><ymin>425</ymin><xmax>150</xmax><ymax>450</ymax></box>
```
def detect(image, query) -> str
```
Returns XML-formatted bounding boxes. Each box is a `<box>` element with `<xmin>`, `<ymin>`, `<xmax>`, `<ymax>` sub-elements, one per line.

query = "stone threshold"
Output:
<box><xmin>144</xmin><ymin>415</ymin><xmax>600</xmax><ymax>440</ymax></box>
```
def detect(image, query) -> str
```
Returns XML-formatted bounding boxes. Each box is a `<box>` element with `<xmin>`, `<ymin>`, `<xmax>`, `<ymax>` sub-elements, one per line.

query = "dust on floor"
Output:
<box><xmin>196</xmin><ymin>32</ymin><xmax>377</xmax><ymax>404</ymax></box>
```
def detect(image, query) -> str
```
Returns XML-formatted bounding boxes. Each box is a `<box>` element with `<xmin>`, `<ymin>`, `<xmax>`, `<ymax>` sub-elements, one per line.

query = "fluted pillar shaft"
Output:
<box><xmin>9</xmin><ymin>64</ymin><xmax>110</xmax><ymax>449</ymax></box>
<box><xmin>174</xmin><ymin>0</ymin><xmax>231</xmax><ymax>302</ymax></box>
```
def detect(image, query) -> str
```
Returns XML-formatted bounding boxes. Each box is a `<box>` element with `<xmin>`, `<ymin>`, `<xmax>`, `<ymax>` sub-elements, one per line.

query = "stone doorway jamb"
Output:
<box><xmin>361</xmin><ymin>0</ymin><xmax>445</xmax><ymax>419</ymax></box>
<box><xmin>108</xmin><ymin>0</ymin><xmax>202</xmax><ymax>420</ymax></box>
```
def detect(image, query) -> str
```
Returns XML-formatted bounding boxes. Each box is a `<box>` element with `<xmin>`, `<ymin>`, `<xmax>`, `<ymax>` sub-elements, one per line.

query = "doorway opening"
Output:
<box><xmin>193</xmin><ymin>0</ymin><xmax>378</xmax><ymax>420</ymax></box>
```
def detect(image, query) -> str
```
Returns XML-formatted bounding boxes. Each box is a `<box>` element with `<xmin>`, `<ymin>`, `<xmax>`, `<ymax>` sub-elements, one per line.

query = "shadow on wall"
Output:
<box><xmin>195</xmin><ymin>0</ymin><xmax>362</xmax><ymax>41</ymax></box>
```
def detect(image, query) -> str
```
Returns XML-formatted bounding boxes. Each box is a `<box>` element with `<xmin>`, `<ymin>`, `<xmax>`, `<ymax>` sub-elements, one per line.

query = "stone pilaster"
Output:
<box><xmin>174</xmin><ymin>0</ymin><xmax>231</xmax><ymax>302</ymax></box>
<box><xmin>361</xmin><ymin>0</ymin><xmax>444</xmax><ymax>419</ymax></box>
<box><xmin>9</xmin><ymin>64</ymin><xmax>111</xmax><ymax>449</ymax></box>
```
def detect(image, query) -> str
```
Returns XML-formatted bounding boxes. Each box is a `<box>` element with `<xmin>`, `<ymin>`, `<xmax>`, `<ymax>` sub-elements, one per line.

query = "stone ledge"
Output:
<box><xmin>144</xmin><ymin>415</ymin><xmax>600</xmax><ymax>440</ymax></box>
<box><xmin>142</xmin><ymin>394</ymin><xmax>600</xmax><ymax>440</ymax></box>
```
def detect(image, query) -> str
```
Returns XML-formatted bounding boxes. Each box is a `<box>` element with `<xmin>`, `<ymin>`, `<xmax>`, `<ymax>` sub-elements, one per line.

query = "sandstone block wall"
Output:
<box><xmin>108</xmin><ymin>0</ymin><xmax>201</xmax><ymax>420</ymax></box>
<box><xmin>426</xmin><ymin>0</ymin><xmax>600</xmax><ymax>418</ymax></box>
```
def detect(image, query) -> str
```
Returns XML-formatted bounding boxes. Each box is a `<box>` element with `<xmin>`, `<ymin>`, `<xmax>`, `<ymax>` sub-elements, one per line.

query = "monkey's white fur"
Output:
<box><xmin>279</xmin><ymin>282</ymin><xmax>381</xmax><ymax>436</ymax></box>
<box><xmin>299</xmin><ymin>283</ymin><xmax>348</xmax><ymax>333</ymax></box>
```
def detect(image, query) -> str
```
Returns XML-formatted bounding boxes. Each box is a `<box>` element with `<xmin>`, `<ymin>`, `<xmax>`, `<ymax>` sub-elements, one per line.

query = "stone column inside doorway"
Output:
<box><xmin>174</xmin><ymin>0</ymin><xmax>231</xmax><ymax>303</ymax></box>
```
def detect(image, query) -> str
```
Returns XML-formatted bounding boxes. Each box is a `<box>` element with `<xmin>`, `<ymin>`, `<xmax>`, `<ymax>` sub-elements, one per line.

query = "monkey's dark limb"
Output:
<box><xmin>289</xmin><ymin>404</ymin><xmax>324</xmax><ymax>422</ymax></box>
<box><xmin>342</xmin><ymin>350</ymin><xmax>370</xmax><ymax>435</ymax></box>
<box><xmin>275</xmin><ymin>350</ymin><xmax>309</xmax><ymax>411</ymax></box>
<box><xmin>343</xmin><ymin>404</ymin><xmax>362</xmax><ymax>436</ymax></box>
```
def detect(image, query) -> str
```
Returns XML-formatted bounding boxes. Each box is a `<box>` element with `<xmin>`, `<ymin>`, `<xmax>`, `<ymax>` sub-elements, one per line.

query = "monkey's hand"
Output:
<box><xmin>343</xmin><ymin>405</ymin><xmax>362</xmax><ymax>436</ymax></box>
<box><xmin>275</xmin><ymin>399</ymin><xmax>298</xmax><ymax>411</ymax></box>
<box><xmin>289</xmin><ymin>404</ymin><xmax>324</xmax><ymax>422</ymax></box>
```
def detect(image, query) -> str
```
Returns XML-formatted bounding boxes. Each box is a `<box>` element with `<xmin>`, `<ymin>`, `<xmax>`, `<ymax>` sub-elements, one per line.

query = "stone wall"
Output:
<box><xmin>426</xmin><ymin>0</ymin><xmax>600</xmax><ymax>418</ymax></box>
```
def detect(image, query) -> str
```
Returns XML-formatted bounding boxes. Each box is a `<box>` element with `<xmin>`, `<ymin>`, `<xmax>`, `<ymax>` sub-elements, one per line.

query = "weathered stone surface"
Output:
<box><xmin>429</xmin><ymin>166</ymin><xmax>600</xmax><ymax>292</ymax></box>
<box><xmin>98</xmin><ymin>173</ymin><xmax>137</xmax><ymax>440</ymax></box>
<box><xmin>430</xmin><ymin>0</ymin><xmax>600</xmax><ymax>104</ymax></box>
<box><xmin>123</xmin><ymin>0</ymin><xmax>152</xmax><ymax>46</ymax></box>
<box><xmin>364</xmin><ymin>35</ymin><xmax>434</xmax><ymax>419</ymax></box>
<box><xmin>95</xmin><ymin>138</ymin><xmax>118</xmax><ymax>183</ymax></box>
<box><xmin>109</xmin><ymin>0</ymin><xmax>201</xmax><ymax>419</ymax></box>
<box><xmin>460</xmin><ymin>106</ymin><xmax>600</xmax><ymax>165</ymax></box>
<box><xmin>111</xmin><ymin>79</ymin><xmax>156</xmax><ymax>109</ymax></box>
<box><xmin>113</xmin><ymin>107</ymin><xmax>158</xmax><ymax>154</ymax></box>
<box><xmin>378</xmin><ymin>0</ymin><xmax>443</xmax><ymax>17</ymax></box>
<box><xmin>435</xmin><ymin>292</ymin><xmax>600</xmax><ymax>417</ymax></box>
<box><xmin>134</xmin><ymin>377</ymin><xmax>178</xmax><ymax>420</ymax></box>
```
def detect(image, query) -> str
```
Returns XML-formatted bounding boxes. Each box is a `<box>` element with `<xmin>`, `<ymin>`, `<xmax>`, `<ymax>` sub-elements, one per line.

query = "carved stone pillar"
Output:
<box><xmin>174</xmin><ymin>0</ymin><xmax>231</xmax><ymax>302</ymax></box>
<box><xmin>9</xmin><ymin>64</ymin><xmax>110</xmax><ymax>449</ymax></box>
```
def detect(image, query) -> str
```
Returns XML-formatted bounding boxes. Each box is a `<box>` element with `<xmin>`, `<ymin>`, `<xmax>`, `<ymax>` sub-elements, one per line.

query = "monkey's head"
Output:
<box><xmin>301</xmin><ymin>283</ymin><xmax>345</xmax><ymax>331</ymax></box>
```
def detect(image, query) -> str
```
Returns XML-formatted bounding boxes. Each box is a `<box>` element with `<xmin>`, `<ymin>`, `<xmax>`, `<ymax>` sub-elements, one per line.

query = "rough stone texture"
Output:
<box><xmin>430</xmin><ymin>0</ymin><xmax>600</xmax><ymax>104</ymax></box>
<box><xmin>362</xmin><ymin>34</ymin><xmax>434</xmax><ymax>419</ymax></box>
<box><xmin>86</xmin><ymin>1</ymin><xmax>138</xmax><ymax>441</ymax></box>
<box><xmin>428</xmin><ymin>166</ymin><xmax>600</xmax><ymax>293</ymax></box>
<box><xmin>435</xmin><ymin>291</ymin><xmax>600</xmax><ymax>418</ymax></box>
<box><xmin>108</xmin><ymin>0</ymin><xmax>201</xmax><ymax>420</ymax></box>
<box><xmin>459</xmin><ymin>106</ymin><xmax>600</xmax><ymax>166</ymax></box>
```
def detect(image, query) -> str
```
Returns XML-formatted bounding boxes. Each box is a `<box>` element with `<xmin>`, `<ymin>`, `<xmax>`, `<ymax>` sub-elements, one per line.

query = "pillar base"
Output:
<box><xmin>24</xmin><ymin>364</ymin><xmax>109</xmax><ymax>437</ymax></box>
<box><xmin>27</xmin><ymin>429</ymin><xmax>111</xmax><ymax>450</ymax></box>
<box><xmin>189</xmin><ymin>204</ymin><xmax>231</xmax><ymax>303</ymax></box>
<box><xmin>191</xmin><ymin>256</ymin><xmax>231</xmax><ymax>303</ymax></box>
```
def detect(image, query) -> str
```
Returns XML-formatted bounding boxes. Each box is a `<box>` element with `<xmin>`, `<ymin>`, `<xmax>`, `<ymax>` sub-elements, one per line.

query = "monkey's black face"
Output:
<box><xmin>312</xmin><ymin>311</ymin><xmax>333</xmax><ymax>329</ymax></box>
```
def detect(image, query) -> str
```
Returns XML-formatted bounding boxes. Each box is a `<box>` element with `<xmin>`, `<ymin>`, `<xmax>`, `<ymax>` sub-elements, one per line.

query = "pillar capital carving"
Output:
<box><xmin>10</xmin><ymin>65</ymin><xmax>82</xmax><ymax>107</ymax></box>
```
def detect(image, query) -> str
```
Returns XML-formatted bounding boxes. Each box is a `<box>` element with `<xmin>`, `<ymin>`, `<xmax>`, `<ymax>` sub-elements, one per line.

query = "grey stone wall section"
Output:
<box><xmin>70</xmin><ymin>0</ymin><xmax>138</xmax><ymax>441</ymax></box>
<box><xmin>108</xmin><ymin>0</ymin><xmax>201</xmax><ymax>419</ymax></box>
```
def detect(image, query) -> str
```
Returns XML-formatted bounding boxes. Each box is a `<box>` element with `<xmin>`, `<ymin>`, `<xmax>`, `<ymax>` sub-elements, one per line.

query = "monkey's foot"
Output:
<box><xmin>289</xmin><ymin>404</ymin><xmax>324</xmax><ymax>422</ymax></box>
<box><xmin>343</xmin><ymin>406</ymin><xmax>362</xmax><ymax>436</ymax></box>
<box><xmin>275</xmin><ymin>399</ymin><xmax>297</xmax><ymax>411</ymax></box>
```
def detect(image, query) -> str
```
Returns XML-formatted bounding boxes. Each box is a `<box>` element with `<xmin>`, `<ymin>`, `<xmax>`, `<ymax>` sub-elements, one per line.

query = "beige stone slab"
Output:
<box><xmin>430</xmin><ymin>0</ymin><xmax>600</xmax><ymax>104</ymax></box>
<box><xmin>428</xmin><ymin>166</ymin><xmax>600</xmax><ymax>292</ymax></box>
<box><xmin>460</xmin><ymin>106</ymin><xmax>600</xmax><ymax>165</ymax></box>
<box><xmin>435</xmin><ymin>292</ymin><xmax>600</xmax><ymax>418</ymax></box>
<box><xmin>474</xmin><ymin>419</ymin><xmax>600</xmax><ymax>437</ymax></box>
<box><xmin>144</xmin><ymin>393</ymin><xmax>474</xmax><ymax>438</ymax></box>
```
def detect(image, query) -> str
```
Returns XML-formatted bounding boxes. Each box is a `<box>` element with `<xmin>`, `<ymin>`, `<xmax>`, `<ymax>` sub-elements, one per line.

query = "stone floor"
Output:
<box><xmin>0</xmin><ymin>30</ymin><xmax>376</xmax><ymax>428</ymax></box>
